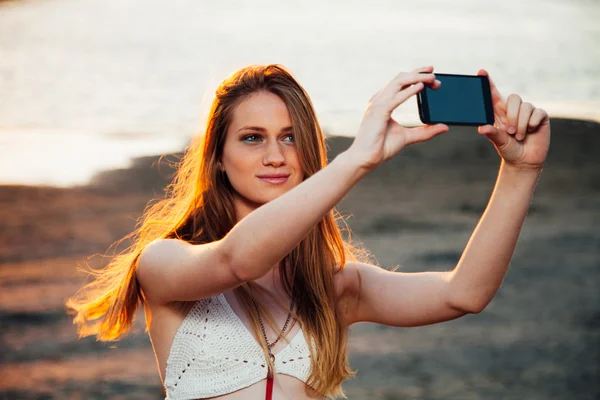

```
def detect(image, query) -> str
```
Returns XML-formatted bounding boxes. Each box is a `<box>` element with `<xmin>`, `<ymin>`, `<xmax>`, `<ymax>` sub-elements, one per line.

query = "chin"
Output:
<box><xmin>235</xmin><ymin>181</ymin><xmax>297</xmax><ymax>205</ymax></box>
<box><xmin>261</xmin><ymin>190</ymin><xmax>288</xmax><ymax>201</ymax></box>
<box><xmin>261</xmin><ymin>188</ymin><xmax>292</xmax><ymax>201</ymax></box>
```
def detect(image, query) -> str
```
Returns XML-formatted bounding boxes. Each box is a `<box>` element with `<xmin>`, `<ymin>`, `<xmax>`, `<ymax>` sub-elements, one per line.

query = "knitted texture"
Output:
<box><xmin>164</xmin><ymin>293</ymin><xmax>312</xmax><ymax>399</ymax></box>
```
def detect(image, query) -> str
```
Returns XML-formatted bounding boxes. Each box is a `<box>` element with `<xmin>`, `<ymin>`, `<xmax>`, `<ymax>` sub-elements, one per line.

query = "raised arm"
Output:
<box><xmin>343</xmin><ymin>164</ymin><xmax>543</xmax><ymax>327</ymax></box>
<box><xmin>225</xmin><ymin>152</ymin><xmax>367</xmax><ymax>281</ymax></box>
<box><xmin>137</xmin><ymin>66</ymin><xmax>448</xmax><ymax>304</ymax></box>
<box><xmin>342</xmin><ymin>69</ymin><xmax>551</xmax><ymax>327</ymax></box>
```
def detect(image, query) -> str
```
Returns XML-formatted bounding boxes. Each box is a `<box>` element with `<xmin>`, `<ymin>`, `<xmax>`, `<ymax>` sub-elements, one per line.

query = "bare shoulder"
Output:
<box><xmin>137</xmin><ymin>238</ymin><xmax>186</xmax><ymax>274</ymax></box>
<box><xmin>136</xmin><ymin>237</ymin><xmax>238</xmax><ymax>304</ymax></box>
<box><xmin>136</xmin><ymin>238</ymin><xmax>184</xmax><ymax>302</ymax></box>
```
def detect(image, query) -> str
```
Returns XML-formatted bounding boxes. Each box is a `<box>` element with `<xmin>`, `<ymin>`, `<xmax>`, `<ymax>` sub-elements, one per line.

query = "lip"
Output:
<box><xmin>257</xmin><ymin>174</ymin><xmax>290</xmax><ymax>184</ymax></box>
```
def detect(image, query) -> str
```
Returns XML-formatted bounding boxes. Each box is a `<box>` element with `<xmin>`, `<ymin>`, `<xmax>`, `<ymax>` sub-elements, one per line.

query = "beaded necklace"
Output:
<box><xmin>252</xmin><ymin>297</ymin><xmax>296</xmax><ymax>400</ymax></box>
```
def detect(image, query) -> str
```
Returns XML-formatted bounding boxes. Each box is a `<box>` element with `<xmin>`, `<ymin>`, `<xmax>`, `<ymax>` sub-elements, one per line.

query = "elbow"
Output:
<box><xmin>220</xmin><ymin>239</ymin><xmax>258</xmax><ymax>284</ymax></box>
<box><xmin>456</xmin><ymin>298</ymin><xmax>490</xmax><ymax>314</ymax></box>
<box><xmin>447</xmin><ymin>291</ymin><xmax>490</xmax><ymax>314</ymax></box>
<box><xmin>229</xmin><ymin>261</ymin><xmax>255</xmax><ymax>284</ymax></box>
<box><xmin>230</xmin><ymin>255</ymin><xmax>267</xmax><ymax>283</ymax></box>
<box><xmin>221</xmin><ymin>234</ymin><xmax>278</xmax><ymax>283</ymax></box>
<box><xmin>463</xmin><ymin>303</ymin><xmax>486</xmax><ymax>314</ymax></box>
<box><xmin>446</xmin><ymin>279</ymin><xmax>492</xmax><ymax>314</ymax></box>
<box><xmin>219</xmin><ymin>251</ymin><xmax>247</xmax><ymax>286</ymax></box>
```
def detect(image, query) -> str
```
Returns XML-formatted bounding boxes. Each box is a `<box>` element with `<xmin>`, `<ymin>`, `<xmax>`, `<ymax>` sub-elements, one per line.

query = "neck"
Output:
<box><xmin>232</xmin><ymin>191</ymin><xmax>262</xmax><ymax>222</ymax></box>
<box><xmin>252</xmin><ymin>261</ymin><xmax>292</xmax><ymax>306</ymax></box>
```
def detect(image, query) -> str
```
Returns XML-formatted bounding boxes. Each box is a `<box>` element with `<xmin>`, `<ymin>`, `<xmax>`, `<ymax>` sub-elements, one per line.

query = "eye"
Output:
<box><xmin>283</xmin><ymin>134</ymin><xmax>295</xmax><ymax>142</ymax></box>
<box><xmin>241</xmin><ymin>134</ymin><xmax>262</xmax><ymax>142</ymax></box>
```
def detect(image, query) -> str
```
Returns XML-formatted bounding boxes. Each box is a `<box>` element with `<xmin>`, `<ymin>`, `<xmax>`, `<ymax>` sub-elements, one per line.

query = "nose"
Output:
<box><xmin>263</xmin><ymin>141</ymin><xmax>286</xmax><ymax>167</ymax></box>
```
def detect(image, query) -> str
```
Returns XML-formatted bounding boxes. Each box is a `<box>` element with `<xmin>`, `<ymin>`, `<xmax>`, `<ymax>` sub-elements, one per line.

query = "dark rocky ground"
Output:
<box><xmin>1</xmin><ymin>118</ymin><xmax>598</xmax><ymax>399</ymax></box>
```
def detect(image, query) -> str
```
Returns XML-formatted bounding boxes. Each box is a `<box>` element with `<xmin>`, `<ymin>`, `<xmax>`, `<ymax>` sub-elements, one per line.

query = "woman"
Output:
<box><xmin>66</xmin><ymin>64</ymin><xmax>551</xmax><ymax>399</ymax></box>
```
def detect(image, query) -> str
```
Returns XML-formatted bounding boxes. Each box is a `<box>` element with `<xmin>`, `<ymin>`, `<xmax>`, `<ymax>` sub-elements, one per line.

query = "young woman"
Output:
<box><xmin>66</xmin><ymin>64</ymin><xmax>551</xmax><ymax>399</ymax></box>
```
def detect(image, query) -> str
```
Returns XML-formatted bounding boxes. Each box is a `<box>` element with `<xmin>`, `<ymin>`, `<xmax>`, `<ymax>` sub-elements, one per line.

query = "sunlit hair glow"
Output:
<box><xmin>66</xmin><ymin>64</ymin><xmax>374</xmax><ymax>398</ymax></box>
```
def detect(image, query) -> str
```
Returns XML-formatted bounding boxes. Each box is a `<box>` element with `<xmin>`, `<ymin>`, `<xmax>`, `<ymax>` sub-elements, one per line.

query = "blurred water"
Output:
<box><xmin>1</xmin><ymin>0</ymin><xmax>599</xmax><ymax>187</ymax></box>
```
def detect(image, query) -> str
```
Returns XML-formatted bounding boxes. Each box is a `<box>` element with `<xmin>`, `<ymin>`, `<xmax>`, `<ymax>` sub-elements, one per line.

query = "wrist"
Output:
<box><xmin>499</xmin><ymin>162</ymin><xmax>543</xmax><ymax>188</ymax></box>
<box><xmin>334</xmin><ymin>150</ymin><xmax>373</xmax><ymax>180</ymax></box>
<box><xmin>500</xmin><ymin>160</ymin><xmax>543</xmax><ymax>175</ymax></box>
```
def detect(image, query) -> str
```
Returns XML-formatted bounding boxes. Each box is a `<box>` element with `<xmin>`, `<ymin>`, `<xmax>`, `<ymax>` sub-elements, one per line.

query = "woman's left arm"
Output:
<box><xmin>446</xmin><ymin>162</ymin><xmax>542</xmax><ymax>313</ymax></box>
<box><xmin>448</xmin><ymin>68</ymin><xmax>551</xmax><ymax>311</ymax></box>
<box><xmin>342</xmin><ymin>69</ymin><xmax>551</xmax><ymax>327</ymax></box>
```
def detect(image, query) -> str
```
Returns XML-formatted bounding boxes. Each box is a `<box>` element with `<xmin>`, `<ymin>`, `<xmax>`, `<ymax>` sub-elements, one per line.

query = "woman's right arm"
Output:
<box><xmin>137</xmin><ymin>66</ymin><xmax>448</xmax><ymax>304</ymax></box>
<box><xmin>136</xmin><ymin>152</ymin><xmax>367</xmax><ymax>304</ymax></box>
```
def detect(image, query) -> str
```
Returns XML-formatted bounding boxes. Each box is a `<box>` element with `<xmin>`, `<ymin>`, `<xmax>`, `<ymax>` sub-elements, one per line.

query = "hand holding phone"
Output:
<box><xmin>417</xmin><ymin>73</ymin><xmax>495</xmax><ymax>126</ymax></box>
<box><xmin>347</xmin><ymin>66</ymin><xmax>450</xmax><ymax>172</ymax></box>
<box><xmin>418</xmin><ymin>68</ymin><xmax>550</xmax><ymax>172</ymax></box>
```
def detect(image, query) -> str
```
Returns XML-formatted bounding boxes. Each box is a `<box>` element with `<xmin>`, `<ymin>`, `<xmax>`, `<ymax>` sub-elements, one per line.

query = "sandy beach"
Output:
<box><xmin>0</xmin><ymin>117</ymin><xmax>598</xmax><ymax>399</ymax></box>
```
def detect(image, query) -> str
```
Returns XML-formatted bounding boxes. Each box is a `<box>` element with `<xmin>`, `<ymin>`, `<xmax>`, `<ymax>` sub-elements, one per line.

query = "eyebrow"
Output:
<box><xmin>236</xmin><ymin>125</ymin><xmax>293</xmax><ymax>133</ymax></box>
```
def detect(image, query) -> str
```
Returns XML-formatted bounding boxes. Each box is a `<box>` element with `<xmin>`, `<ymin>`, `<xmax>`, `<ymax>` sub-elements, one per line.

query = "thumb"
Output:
<box><xmin>478</xmin><ymin>124</ymin><xmax>510</xmax><ymax>148</ymax></box>
<box><xmin>404</xmin><ymin>123</ymin><xmax>449</xmax><ymax>145</ymax></box>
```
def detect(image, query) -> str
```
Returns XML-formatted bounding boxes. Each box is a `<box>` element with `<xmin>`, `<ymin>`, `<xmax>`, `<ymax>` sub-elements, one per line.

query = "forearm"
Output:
<box><xmin>224</xmin><ymin>150</ymin><xmax>368</xmax><ymax>280</ymax></box>
<box><xmin>448</xmin><ymin>161</ymin><xmax>543</xmax><ymax>312</ymax></box>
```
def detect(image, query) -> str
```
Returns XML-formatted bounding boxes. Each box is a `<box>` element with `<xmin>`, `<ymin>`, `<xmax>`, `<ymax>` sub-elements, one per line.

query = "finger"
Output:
<box><xmin>368</xmin><ymin>89</ymin><xmax>383</xmax><ymax>104</ymax></box>
<box><xmin>390</xmin><ymin>67</ymin><xmax>433</xmax><ymax>88</ymax></box>
<box><xmin>477</xmin><ymin>69</ymin><xmax>507</xmax><ymax>119</ymax></box>
<box><xmin>378</xmin><ymin>71</ymin><xmax>432</xmax><ymax>104</ymax></box>
<box><xmin>377</xmin><ymin>69</ymin><xmax>437</xmax><ymax>114</ymax></box>
<box><xmin>506</xmin><ymin>94</ymin><xmax>522</xmax><ymax>135</ymax></box>
<box><xmin>516</xmin><ymin>102</ymin><xmax>535</xmax><ymax>140</ymax></box>
<box><xmin>477</xmin><ymin>69</ymin><xmax>506</xmax><ymax>111</ymax></box>
<box><xmin>411</xmin><ymin>65</ymin><xmax>434</xmax><ymax>74</ymax></box>
<box><xmin>477</xmin><ymin>124</ymin><xmax>510</xmax><ymax>148</ymax></box>
<box><xmin>391</xmin><ymin>81</ymin><xmax>426</xmax><ymax>108</ymax></box>
<box><xmin>426</xmin><ymin>79</ymin><xmax>442</xmax><ymax>90</ymax></box>
<box><xmin>395</xmin><ymin>72</ymin><xmax>436</xmax><ymax>91</ymax></box>
<box><xmin>528</xmin><ymin>108</ymin><xmax>549</xmax><ymax>132</ymax></box>
<box><xmin>404</xmin><ymin>123</ymin><xmax>449</xmax><ymax>145</ymax></box>
<box><xmin>386</xmin><ymin>73</ymin><xmax>436</xmax><ymax>110</ymax></box>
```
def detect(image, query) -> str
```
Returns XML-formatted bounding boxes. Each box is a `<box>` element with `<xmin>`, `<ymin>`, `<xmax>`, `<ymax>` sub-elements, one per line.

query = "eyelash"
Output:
<box><xmin>242</xmin><ymin>134</ymin><xmax>295</xmax><ymax>143</ymax></box>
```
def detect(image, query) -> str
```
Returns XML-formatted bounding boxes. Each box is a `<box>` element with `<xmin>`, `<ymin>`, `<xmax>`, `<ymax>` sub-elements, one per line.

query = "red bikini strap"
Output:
<box><xmin>266</xmin><ymin>375</ymin><xmax>274</xmax><ymax>400</ymax></box>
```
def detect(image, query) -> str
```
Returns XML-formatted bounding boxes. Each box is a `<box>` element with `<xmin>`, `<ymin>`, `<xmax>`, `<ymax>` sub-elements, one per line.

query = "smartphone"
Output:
<box><xmin>417</xmin><ymin>73</ymin><xmax>495</xmax><ymax>126</ymax></box>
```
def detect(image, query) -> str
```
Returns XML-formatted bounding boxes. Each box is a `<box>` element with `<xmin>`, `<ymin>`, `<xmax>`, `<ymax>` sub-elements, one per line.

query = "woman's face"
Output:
<box><xmin>221</xmin><ymin>91</ymin><xmax>304</xmax><ymax>218</ymax></box>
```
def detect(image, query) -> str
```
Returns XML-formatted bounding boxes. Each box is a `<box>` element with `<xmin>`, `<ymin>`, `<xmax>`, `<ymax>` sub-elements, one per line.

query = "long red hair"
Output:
<box><xmin>66</xmin><ymin>64</ymin><xmax>374</xmax><ymax>398</ymax></box>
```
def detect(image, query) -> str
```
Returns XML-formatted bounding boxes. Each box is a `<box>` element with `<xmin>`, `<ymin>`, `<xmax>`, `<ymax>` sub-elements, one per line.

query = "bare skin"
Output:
<box><xmin>144</xmin><ymin>262</ymin><xmax>343</xmax><ymax>399</ymax></box>
<box><xmin>144</xmin><ymin>91</ymin><xmax>333</xmax><ymax>399</ymax></box>
<box><xmin>138</xmin><ymin>66</ymin><xmax>550</xmax><ymax>399</ymax></box>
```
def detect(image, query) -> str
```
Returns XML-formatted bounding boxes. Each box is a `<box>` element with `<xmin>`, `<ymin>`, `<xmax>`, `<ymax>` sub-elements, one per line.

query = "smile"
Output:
<box><xmin>258</xmin><ymin>176</ymin><xmax>289</xmax><ymax>185</ymax></box>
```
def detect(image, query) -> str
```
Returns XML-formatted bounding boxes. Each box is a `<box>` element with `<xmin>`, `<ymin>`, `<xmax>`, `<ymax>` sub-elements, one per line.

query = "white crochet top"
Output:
<box><xmin>163</xmin><ymin>293</ymin><xmax>313</xmax><ymax>399</ymax></box>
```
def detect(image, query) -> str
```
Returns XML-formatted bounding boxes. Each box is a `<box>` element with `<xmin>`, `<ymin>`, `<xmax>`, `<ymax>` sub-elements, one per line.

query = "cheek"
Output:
<box><xmin>286</xmin><ymin>151</ymin><xmax>304</xmax><ymax>180</ymax></box>
<box><xmin>225</xmin><ymin>147</ymin><xmax>254</xmax><ymax>171</ymax></box>
<box><xmin>227</xmin><ymin>165</ymin><xmax>255</xmax><ymax>189</ymax></box>
<box><xmin>229</xmin><ymin>157</ymin><xmax>253</xmax><ymax>174</ymax></box>
<box><xmin>223</xmin><ymin>149</ymin><xmax>261</xmax><ymax>190</ymax></box>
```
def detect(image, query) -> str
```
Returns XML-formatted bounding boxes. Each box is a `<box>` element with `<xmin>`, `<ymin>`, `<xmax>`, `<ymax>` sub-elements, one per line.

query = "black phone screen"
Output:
<box><xmin>417</xmin><ymin>73</ymin><xmax>495</xmax><ymax>126</ymax></box>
